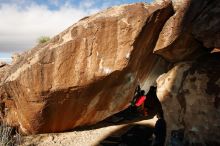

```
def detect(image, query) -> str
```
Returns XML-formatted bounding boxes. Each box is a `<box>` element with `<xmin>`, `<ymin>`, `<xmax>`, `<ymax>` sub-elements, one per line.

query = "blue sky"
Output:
<box><xmin>0</xmin><ymin>0</ymin><xmax>152</xmax><ymax>62</ymax></box>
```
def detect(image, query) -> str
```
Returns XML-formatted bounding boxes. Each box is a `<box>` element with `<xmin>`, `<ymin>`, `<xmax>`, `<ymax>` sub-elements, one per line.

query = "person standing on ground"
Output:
<box><xmin>143</xmin><ymin>86</ymin><xmax>166</xmax><ymax>146</ymax></box>
<box><xmin>152</xmin><ymin>110</ymin><xmax>166</xmax><ymax>146</ymax></box>
<box><xmin>144</xmin><ymin>86</ymin><xmax>163</xmax><ymax>117</ymax></box>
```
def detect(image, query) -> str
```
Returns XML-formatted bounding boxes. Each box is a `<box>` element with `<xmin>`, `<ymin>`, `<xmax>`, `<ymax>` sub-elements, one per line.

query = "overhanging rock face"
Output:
<box><xmin>154</xmin><ymin>0</ymin><xmax>220</xmax><ymax>62</ymax></box>
<box><xmin>0</xmin><ymin>2</ymin><xmax>173</xmax><ymax>134</ymax></box>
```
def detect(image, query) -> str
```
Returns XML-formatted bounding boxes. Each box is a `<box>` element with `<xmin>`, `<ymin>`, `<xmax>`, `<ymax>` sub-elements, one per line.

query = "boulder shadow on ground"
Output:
<box><xmin>74</xmin><ymin>107</ymin><xmax>156</xmax><ymax>146</ymax></box>
<box><xmin>96</xmin><ymin>124</ymin><xmax>154</xmax><ymax>146</ymax></box>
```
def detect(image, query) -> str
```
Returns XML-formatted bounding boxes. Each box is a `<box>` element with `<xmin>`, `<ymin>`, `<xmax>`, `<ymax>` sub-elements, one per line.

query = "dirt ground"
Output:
<box><xmin>21</xmin><ymin>115</ymin><xmax>158</xmax><ymax>146</ymax></box>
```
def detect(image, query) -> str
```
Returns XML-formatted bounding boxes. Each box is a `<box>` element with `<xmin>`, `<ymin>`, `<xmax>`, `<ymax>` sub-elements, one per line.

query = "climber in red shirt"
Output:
<box><xmin>131</xmin><ymin>85</ymin><xmax>162</xmax><ymax>117</ymax></box>
<box><xmin>130</xmin><ymin>85</ymin><xmax>148</xmax><ymax>116</ymax></box>
<box><xmin>135</xmin><ymin>94</ymin><xmax>146</xmax><ymax>106</ymax></box>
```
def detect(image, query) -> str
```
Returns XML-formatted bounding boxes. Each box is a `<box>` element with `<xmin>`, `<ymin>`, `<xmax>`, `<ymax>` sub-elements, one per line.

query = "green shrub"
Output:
<box><xmin>37</xmin><ymin>36</ymin><xmax>50</xmax><ymax>44</ymax></box>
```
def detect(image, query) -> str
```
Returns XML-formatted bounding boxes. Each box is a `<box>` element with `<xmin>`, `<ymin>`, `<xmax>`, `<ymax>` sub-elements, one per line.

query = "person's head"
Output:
<box><xmin>140</xmin><ymin>90</ymin><xmax>145</xmax><ymax>96</ymax></box>
<box><xmin>150</xmin><ymin>86</ymin><xmax>157</xmax><ymax>92</ymax></box>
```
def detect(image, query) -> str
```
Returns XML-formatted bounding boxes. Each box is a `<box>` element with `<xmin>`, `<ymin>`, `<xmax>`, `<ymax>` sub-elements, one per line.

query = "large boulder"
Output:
<box><xmin>157</xmin><ymin>53</ymin><xmax>220</xmax><ymax>145</ymax></box>
<box><xmin>0</xmin><ymin>2</ymin><xmax>173</xmax><ymax>134</ymax></box>
<box><xmin>154</xmin><ymin>0</ymin><xmax>220</xmax><ymax>62</ymax></box>
<box><xmin>0</xmin><ymin>61</ymin><xmax>9</xmax><ymax>83</ymax></box>
<box><xmin>212</xmin><ymin>48</ymin><xmax>220</xmax><ymax>53</ymax></box>
<box><xmin>0</xmin><ymin>61</ymin><xmax>7</xmax><ymax>68</ymax></box>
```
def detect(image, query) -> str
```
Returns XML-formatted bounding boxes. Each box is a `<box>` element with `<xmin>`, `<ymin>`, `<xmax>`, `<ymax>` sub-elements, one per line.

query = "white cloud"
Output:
<box><xmin>0</xmin><ymin>2</ymin><xmax>99</xmax><ymax>54</ymax></box>
<box><xmin>0</xmin><ymin>0</ymin><xmax>138</xmax><ymax>57</ymax></box>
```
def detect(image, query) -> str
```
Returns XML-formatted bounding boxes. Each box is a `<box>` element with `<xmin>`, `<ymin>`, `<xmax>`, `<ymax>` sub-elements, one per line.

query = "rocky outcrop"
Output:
<box><xmin>0</xmin><ymin>63</ymin><xmax>16</xmax><ymax>126</ymax></box>
<box><xmin>154</xmin><ymin>0</ymin><xmax>220</xmax><ymax>144</ymax></box>
<box><xmin>0</xmin><ymin>2</ymin><xmax>173</xmax><ymax>134</ymax></box>
<box><xmin>1</xmin><ymin>3</ymin><xmax>219</xmax><ymax>146</ymax></box>
<box><xmin>157</xmin><ymin>53</ymin><xmax>220</xmax><ymax>145</ymax></box>
<box><xmin>0</xmin><ymin>62</ymin><xmax>9</xmax><ymax>83</ymax></box>
<box><xmin>11</xmin><ymin>53</ymin><xmax>21</xmax><ymax>64</ymax></box>
<box><xmin>154</xmin><ymin>0</ymin><xmax>220</xmax><ymax>62</ymax></box>
<box><xmin>192</xmin><ymin>0</ymin><xmax>220</xmax><ymax>48</ymax></box>
<box><xmin>0</xmin><ymin>61</ymin><xmax>7</xmax><ymax>68</ymax></box>
<box><xmin>212</xmin><ymin>48</ymin><xmax>220</xmax><ymax>53</ymax></box>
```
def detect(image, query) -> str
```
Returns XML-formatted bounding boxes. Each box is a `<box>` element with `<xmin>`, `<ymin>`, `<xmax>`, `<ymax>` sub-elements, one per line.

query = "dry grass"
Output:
<box><xmin>0</xmin><ymin>122</ymin><xmax>21</xmax><ymax>146</ymax></box>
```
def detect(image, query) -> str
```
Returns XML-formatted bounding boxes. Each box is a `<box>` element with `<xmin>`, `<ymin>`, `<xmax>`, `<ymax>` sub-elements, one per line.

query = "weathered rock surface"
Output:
<box><xmin>157</xmin><ymin>53</ymin><xmax>220</xmax><ymax>145</ymax></box>
<box><xmin>1</xmin><ymin>3</ymin><xmax>219</xmax><ymax>146</ymax></box>
<box><xmin>11</xmin><ymin>53</ymin><xmax>21</xmax><ymax>64</ymax></box>
<box><xmin>0</xmin><ymin>2</ymin><xmax>172</xmax><ymax>134</ymax></box>
<box><xmin>0</xmin><ymin>62</ymin><xmax>9</xmax><ymax>83</ymax></box>
<box><xmin>0</xmin><ymin>63</ymin><xmax>17</xmax><ymax>126</ymax></box>
<box><xmin>154</xmin><ymin>0</ymin><xmax>220</xmax><ymax>62</ymax></box>
<box><xmin>192</xmin><ymin>0</ymin><xmax>220</xmax><ymax>48</ymax></box>
<box><xmin>212</xmin><ymin>48</ymin><xmax>220</xmax><ymax>53</ymax></box>
<box><xmin>0</xmin><ymin>61</ymin><xmax>7</xmax><ymax>68</ymax></box>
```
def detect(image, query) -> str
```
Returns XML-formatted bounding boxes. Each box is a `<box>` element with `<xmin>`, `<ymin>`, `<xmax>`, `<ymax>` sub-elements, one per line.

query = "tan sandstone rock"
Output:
<box><xmin>212</xmin><ymin>48</ymin><xmax>220</xmax><ymax>53</ymax></box>
<box><xmin>11</xmin><ymin>53</ymin><xmax>21</xmax><ymax>64</ymax></box>
<box><xmin>154</xmin><ymin>0</ymin><xmax>219</xmax><ymax>62</ymax></box>
<box><xmin>0</xmin><ymin>62</ymin><xmax>9</xmax><ymax>83</ymax></box>
<box><xmin>157</xmin><ymin>53</ymin><xmax>220</xmax><ymax>145</ymax></box>
<box><xmin>0</xmin><ymin>2</ymin><xmax>173</xmax><ymax>134</ymax></box>
<box><xmin>192</xmin><ymin>0</ymin><xmax>220</xmax><ymax>48</ymax></box>
<box><xmin>0</xmin><ymin>61</ymin><xmax>7</xmax><ymax>68</ymax></box>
